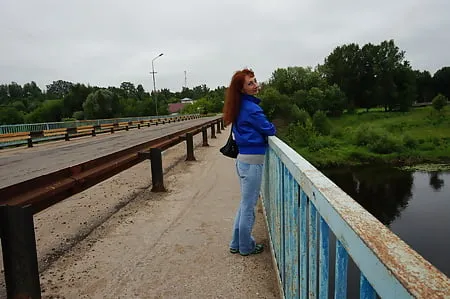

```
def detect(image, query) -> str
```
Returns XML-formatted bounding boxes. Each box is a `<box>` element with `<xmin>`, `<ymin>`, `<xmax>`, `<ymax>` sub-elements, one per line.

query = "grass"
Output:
<box><xmin>279</xmin><ymin>107</ymin><xmax>450</xmax><ymax>169</ymax></box>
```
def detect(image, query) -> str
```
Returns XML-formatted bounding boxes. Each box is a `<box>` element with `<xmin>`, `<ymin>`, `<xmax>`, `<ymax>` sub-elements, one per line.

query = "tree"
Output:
<box><xmin>0</xmin><ymin>107</ymin><xmax>24</xmax><ymax>124</ymax></box>
<box><xmin>269</xmin><ymin>66</ymin><xmax>325</xmax><ymax>96</ymax></box>
<box><xmin>136</xmin><ymin>84</ymin><xmax>146</xmax><ymax>100</ymax></box>
<box><xmin>258</xmin><ymin>86</ymin><xmax>291</xmax><ymax>121</ymax></box>
<box><xmin>25</xmin><ymin>100</ymin><xmax>64</xmax><ymax>123</ymax></box>
<box><xmin>432</xmin><ymin>94</ymin><xmax>448</xmax><ymax>112</ymax></box>
<box><xmin>320</xmin><ymin>43</ymin><xmax>362</xmax><ymax>110</ymax></box>
<box><xmin>46</xmin><ymin>80</ymin><xmax>73</xmax><ymax>99</ymax></box>
<box><xmin>83</xmin><ymin>89</ymin><xmax>119</xmax><ymax>119</ymax></box>
<box><xmin>23</xmin><ymin>81</ymin><xmax>42</xmax><ymax>99</ymax></box>
<box><xmin>7</xmin><ymin>82</ymin><xmax>23</xmax><ymax>100</ymax></box>
<box><xmin>414</xmin><ymin>70</ymin><xmax>435</xmax><ymax>103</ymax></box>
<box><xmin>63</xmin><ymin>83</ymin><xmax>94</xmax><ymax>117</ymax></box>
<box><xmin>0</xmin><ymin>84</ymin><xmax>8</xmax><ymax>104</ymax></box>
<box><xmin>433</xmin><ymin>67</ymin><xmax>450</xmax><ymax>100</ymax></box>
<box><xmin>120</xmin><ymin>82</ymin><xmax>137</xmax><ymax>99</ymax></box>
<box><xmin>322</xmin><ymin>84</ymin><xmax>347</xmax><ymax>116</ymax></box>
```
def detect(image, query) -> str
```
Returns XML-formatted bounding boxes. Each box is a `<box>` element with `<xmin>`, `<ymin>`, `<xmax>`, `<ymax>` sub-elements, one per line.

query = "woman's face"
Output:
<box><xmin>242</xmin><ymin>75</ymin><xmax>259</xmax><ymax>95</ymax></box>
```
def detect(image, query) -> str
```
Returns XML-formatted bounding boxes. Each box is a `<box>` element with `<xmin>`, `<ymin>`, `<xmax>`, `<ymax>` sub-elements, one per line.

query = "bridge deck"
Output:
<box><xmin>33</xmin><ymin>127</ymin><xmax>279</xmax><ymax>298</ymax></box>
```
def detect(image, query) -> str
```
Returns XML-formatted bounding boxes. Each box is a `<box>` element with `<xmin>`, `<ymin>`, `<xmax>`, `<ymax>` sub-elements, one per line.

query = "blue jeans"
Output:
<box><xmin>230</xmin><ymin>160</ymin><xmax>264</xmax><ymax>254</ymax></box>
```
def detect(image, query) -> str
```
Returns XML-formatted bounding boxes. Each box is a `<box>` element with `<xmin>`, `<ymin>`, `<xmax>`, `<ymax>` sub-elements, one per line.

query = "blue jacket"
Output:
<box><xmin>232</xmin><ymin>94</ymin><xmax>276</xmax><ymax>155</ymax></box>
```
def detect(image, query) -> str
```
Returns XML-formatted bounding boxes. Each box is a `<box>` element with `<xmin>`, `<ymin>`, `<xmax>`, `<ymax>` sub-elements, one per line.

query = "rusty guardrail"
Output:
<box><xmin>0</xmin><ymin>114</ymin><xmax>200</xmax><ymax>149</ymax></box>
<box><xmin>0</xmin><ymin>117</ymin><xmax>225</xmax><ymax>299</ymax></box>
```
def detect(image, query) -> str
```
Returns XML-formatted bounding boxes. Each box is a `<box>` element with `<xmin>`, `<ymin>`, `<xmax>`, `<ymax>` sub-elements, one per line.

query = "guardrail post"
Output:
<box><xmin>1</xmin><ymin>205</ymin><xmax>41</xmax><ymax>299</ymax></box>
<box><xmin>211</xmin><ymin>123</ymin><xmax>216</xmax><ymax>139</ymax></box>
<box><xmin>202</xmin><ymin>126</ymin><xmax>209</xmax><ymax>147</ymax></box>
<box><xmin>27</xmin><ymin>138</ymin><xmax>33</xmax><ymax>148</ymax></box>
<box><xmin>64</xmin><ymin>133</ymin><xmax>70</xmax><ymax>141</ymax></box>
<box><xmin>138</xmin><ymin>124</ymin><xmax>141</xmax><ymax>129</ymax></box>
<box><xmin>126</xmin><ymin>126</ymin><xmax>129</xmax><ymax>131</ymax></box>
<box><xmin>92</xmin><ymin>129</ymin><xmax>96</xmax><ymax>137</ymax></box>
<box><xmin>150</xmin><ymin>148</ymin><xmax>166</xmax><ymax>192</ymax></box>
<box><xmin>186</xmin><ymin>132</ymin><xmax>196</xmax><ymax>161</ymax></box>
<box><xmin>110</xmin><ymin>128</ymin><xmax>114</xmax><ymax>134</ymax></box>
<box><xmin>216</xmin><ymin>120</ymin><xmax>221</xmax><ymax>134</ymax></box>
<box><xmin>220</xmin><ymin>119</ymin><xmax>224</xmax><ymax>130</ymax></box>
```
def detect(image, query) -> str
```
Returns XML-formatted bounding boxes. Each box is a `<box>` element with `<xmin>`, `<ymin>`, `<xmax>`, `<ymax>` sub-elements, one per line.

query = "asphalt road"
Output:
<box><xmin>0</xmin><ymin>116</ymin><xmax>219</xmax><ymax>188</ymax></box>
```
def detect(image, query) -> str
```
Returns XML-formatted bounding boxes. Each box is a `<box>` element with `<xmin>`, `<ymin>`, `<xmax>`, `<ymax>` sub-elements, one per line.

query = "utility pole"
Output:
<box><xmin>151</xmin><ymin>53</ymin><xmax>164</xmax><ymax>116</ymax></box>
<box><xmin>184</xmin><ymin>70</ymin><xmax>187</xmax><ymax>89</ymax></box>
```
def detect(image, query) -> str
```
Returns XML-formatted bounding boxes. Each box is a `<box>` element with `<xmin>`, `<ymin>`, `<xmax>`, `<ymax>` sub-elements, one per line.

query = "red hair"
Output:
<box><xmin>223</xmin><ymin>68</ymin><xmax>255</xmax><ymax>125</ymax></box>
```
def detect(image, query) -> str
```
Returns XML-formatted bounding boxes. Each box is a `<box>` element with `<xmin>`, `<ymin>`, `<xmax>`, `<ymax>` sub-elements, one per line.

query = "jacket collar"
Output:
<box><xmin>241</xmin><ymin>93</ymin><xmax>261</xmax><ymax>105</ymax></box>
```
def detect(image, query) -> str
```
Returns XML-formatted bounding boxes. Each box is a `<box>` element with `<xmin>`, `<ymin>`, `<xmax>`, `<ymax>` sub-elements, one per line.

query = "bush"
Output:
<box><xmin>354</xmin><ymin>124</ymin><xmax>403</xmax><ymax>154</ymax></box>
<box><xmin>331</xmin><ymin>127</ymin><xmax>344</xmax><ymax>138</ymax></box>
<box><xmin>286</xmin><ymin>119</ymin><xmax>316</xmax><ymax>147</ymax></box>
<box><xmin>354</xmin><ymin>125</ymin><xmax>379</xmax><ymax>146</ymax></box>
<box><xmin>72</xmin><ymin>111</ymin><xmax>84</xmax><ymax>120</ymax></box>
<box><xmin>293</xmin><ymin>108</ymin><xmax>310</xmax><ymax>126</ymax></box>
<box><xmin>312</xmin><ymin>110</ymin><xmax>331</xmax><ymax>135</ymax></box>
<box><xmin>307</xmin><ymin>136</ymin><xmax>337</xmax><ymax>152</ymax></box>
<box><xmin>367</xmin><ymin>134</ymin><xmax>403</xmax><ymax>154</ymax></box>
<box><xmin>403</xmin><ymin>134</ymin><xmax>417</xmax><ymax>148</ymax></box>
<box><xmin>432</xmin><ymin>94</ymin><xmax>448</xmax><ymax>112</ymax></box>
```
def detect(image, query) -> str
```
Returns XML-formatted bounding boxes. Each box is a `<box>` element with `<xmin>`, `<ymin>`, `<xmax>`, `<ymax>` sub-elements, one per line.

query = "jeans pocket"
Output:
<box><xmin>237</xmin><ymin>161</ymin><xmax>251</xmax><ymax>178</ymax></box>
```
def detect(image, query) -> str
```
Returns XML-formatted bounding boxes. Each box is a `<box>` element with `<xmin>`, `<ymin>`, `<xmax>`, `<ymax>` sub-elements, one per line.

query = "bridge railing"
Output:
<box><xmin>0</xmin><ymin>114</ymin><xmax>199</xmax><ymax>134</ymax></box>
<box><xmin>261</xmin><ymin>136</ymin><xmax>449</xmax><ymax>299</ymax></box>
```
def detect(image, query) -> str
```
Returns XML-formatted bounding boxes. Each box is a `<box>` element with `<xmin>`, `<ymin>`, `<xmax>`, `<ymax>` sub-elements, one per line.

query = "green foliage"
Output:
<box><xmin>312</xmin><ymin>111</ymin><xmax>331</xmax><ymax>135</ymax></box>
<box><xmin>0</xmin><ymin>107</ymin><xmax>24</xmax><ymax>125</ymax></box>
<box><xmin>259</xmin><ymin>87</ymin><xmax>291</xmax><ymax>120</ymax></box>
<box><xmin>83</xmin><ymin>89</ymin><xmax>120</xmax><ymax>119</ymax></box>
<box><xmin>432</xmin><ymin>94</ymin><xmax>448</xmax><ymax>112</ymax></box>
<box><xmin>25</xmin><ymin>100</ymin><xmax>64</xmax><ymax>123</ymax></box>
<box><xmin>433</xmin><ymin>67</ymin><xmax>450</xmax><ymax>100</ymax></box>
<box><xmin>72</xmin><ymin>111</ymin><xmax>84</xmax><ymax>120</ymax></box>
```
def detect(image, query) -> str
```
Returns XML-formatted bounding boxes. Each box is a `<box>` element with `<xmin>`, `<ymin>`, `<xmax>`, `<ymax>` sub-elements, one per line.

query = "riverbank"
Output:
<box><xmin>280</xmin><ymin>107</ymin><xmax>450</xmax><ymax>169</ymax></box>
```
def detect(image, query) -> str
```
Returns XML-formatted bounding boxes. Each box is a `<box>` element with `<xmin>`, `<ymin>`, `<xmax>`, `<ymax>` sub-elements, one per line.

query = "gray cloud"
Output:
<box><xmin>1</xmin><ymin>0</ymin><xmax>449</xmax><ymax>92</ymax></box>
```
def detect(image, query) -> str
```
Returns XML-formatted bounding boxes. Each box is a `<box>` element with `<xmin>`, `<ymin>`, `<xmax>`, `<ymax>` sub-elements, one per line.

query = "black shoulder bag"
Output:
<box><xmin>220</xmin><ymin>124</ymin><xmax>238</xmax><ymax>159</ymax></box>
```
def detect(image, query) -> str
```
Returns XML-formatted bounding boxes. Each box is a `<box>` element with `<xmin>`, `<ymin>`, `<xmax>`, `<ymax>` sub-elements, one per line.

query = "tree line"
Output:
<box><xmin>0</xmin><ymin>79</ymin><xmax>226</xmax><ymax>125</ymax></box>
<box><xmin>258</xmin><ymin>39</ymin><xmax>449</xmax><ymax>124</ymax></box>
<box><xmin>1</xmin><ymin>39</ymin><xmax>448</xmax><ymax>126</ymax></box>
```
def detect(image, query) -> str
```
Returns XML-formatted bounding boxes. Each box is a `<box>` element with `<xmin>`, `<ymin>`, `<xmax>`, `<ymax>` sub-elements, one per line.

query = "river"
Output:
<box><xmin>322</xmin><ymin>166</ymin><xmax>450</xmax><ymax>296</ymax></box>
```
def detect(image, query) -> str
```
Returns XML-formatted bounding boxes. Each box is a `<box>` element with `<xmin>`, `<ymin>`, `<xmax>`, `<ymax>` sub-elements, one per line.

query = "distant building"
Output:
<box><xmin>180</xmin><ymin>97</ymin><xmax>194</xmax><ymax>104</ymax></box>
<box><xmin>168</xmin><ymin>103</ymin><xmax>187</xmax><ymax>114</ymax></box>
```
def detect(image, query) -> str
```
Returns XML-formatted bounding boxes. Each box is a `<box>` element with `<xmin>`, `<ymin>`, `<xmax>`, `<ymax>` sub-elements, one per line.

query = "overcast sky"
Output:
<box><xmin>1</xmin><ymin>0</ymin><xmax>449</xmax><ymax>93</ymax></box>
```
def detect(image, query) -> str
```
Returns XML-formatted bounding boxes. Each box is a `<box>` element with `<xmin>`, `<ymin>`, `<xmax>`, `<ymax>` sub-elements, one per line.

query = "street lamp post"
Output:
<box><xmin>151</xmin><ymin>53</ymin><xmax>164</xmax><ymax>116</ymax></box>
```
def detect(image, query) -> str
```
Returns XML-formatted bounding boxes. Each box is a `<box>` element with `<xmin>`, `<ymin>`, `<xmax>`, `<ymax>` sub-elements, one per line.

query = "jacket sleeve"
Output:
<box><xmin>249</xmin><ymin>109</ymin><xmax>276</xmax><ymax>136</ymax></box>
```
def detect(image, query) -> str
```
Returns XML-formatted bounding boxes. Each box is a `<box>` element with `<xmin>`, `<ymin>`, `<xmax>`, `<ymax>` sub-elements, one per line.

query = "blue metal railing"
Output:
<box><xmin>261</xmin><ymin>136</ymin><xmax>450</xmax><ymax>298</ymax></box>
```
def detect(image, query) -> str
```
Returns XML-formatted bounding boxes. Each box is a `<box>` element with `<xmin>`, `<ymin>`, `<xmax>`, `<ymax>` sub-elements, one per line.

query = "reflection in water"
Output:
<box><xmin>323</xmin><ymin>166</ymin><xmax>414</xmax><ymax>225</ymax></box>
<box><xmin>429</xmin><ymin>172</ymin><xmax>444</xmax><ymax>191</ymax></box>
<box><xmin>320</xmin><ymin>166</ymin><xmax>449</xmax><ymax>297</ymax></box>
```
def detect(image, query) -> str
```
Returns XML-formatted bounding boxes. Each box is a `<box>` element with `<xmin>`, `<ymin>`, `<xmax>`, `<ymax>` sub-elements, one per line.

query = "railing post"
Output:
<box><xmin>91</xmin><ymin>129</ymin><xmax>96</xmax><ymax>137</ymax></box>
<box><xmin>216</xmin><ymin>120</ymin><xmax>221</xmax><ymax>134</ymax></box>
<box><xmin>211</xmin><ymin>123</ymin><xmax>216</xmax><ymax>139</ymax></box>
<box><xmin>1</xmin><ymin>205</ymin><xmax>41</xmax><ymax>299</ymax></box>
<box><xmin>202</xmin><ymin>126</ymin><xmax>209</xmax><ymax>147</ymax></box>
<box><xmin>186</xmin><ymin>132</ymin><xmax>196</xmax><ymax>161</ymax></box>
<box><xmin>138</xmin><ymin>124</ymin><xmax>141</xmax><ymax>129</ymax></box>
<box><xmin>125</xmin><ymin>126</ymin><xmax>129</xmax><ymax>131</ymax></box>
<box><xmin>27</xmin><ymin>138</ymin><xmax>33</xmax><ymax>148</ymax></box>
<box><xmin>150</xmin><ymin>148</ymin><xmax>166</xmax><ymax>192</ymax></box>
<box><xmin>220</xmin><ymin>119</ymin><xmax>224</xmax><ymax>130</ymax></box>
<box><xmin>64</xmin><ymin>133</ymin><xmax>70</xmax><ymax>141</ymax></box>
<box><xmin>110</xmin><ymin>127</ymin><xmax>114</xmax><ymax>134</ymax></box>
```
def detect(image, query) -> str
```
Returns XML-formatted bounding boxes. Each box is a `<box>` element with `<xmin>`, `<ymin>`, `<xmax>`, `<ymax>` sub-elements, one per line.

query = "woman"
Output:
<box><xmin>223</xmin><ymin>68</ymin><xmax>276</xmax><ymax>256</ymax></box>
